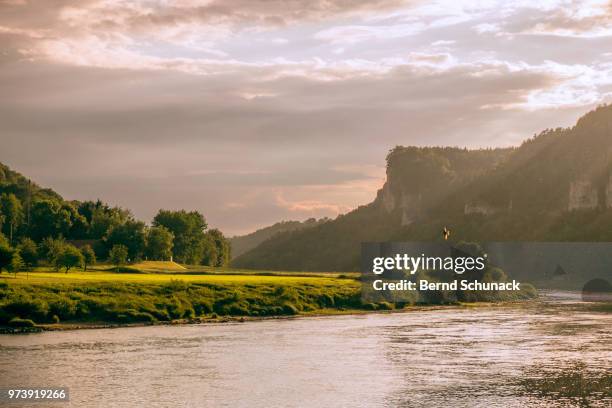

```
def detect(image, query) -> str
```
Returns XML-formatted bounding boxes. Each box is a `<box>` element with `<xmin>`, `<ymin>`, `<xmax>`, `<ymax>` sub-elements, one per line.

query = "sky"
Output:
<box><xmin>1</xmin><ymin>0</ymin><xmax>612</xmax><ymax>235</ymax></box>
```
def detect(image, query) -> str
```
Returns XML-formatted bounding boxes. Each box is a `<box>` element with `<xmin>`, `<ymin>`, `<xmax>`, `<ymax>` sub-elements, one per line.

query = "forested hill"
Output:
<box><xmin>232</xmin><ymin>104</ymin><xmax>612</xmax><ymax>272</ymax></box>
<box><xmin>230</xmin><ymin>218</ymin><xmax>330</xmax><ymax>259</ymax></box>
<box><xmin>0</xmin><ymin>163</ymin><xmax>63</xmax><ymax>204</ymax></box>
<box><xmin>0</xmin><ymin>162</ymin><xmax>231</xmax><ymax>268</ymax></box>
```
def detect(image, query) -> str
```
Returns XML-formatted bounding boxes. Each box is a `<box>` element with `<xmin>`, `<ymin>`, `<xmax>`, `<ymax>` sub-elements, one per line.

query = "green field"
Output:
<box><xmin>6</xmin><ymin>271</ymin><xmax>355</xmax><ymax>286</ymax></box>
<box><xmin>0</xmin><ymin>261</ymin><xmax>538</xmax><ymax>330</ymax></box>
<box><xmin>0</xmin><ymin>267</ymin><xmax>364</xmax><ymax>330</ymax></box>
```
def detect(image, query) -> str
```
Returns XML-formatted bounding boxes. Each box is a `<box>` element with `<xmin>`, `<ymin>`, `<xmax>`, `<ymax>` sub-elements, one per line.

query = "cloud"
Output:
<box><xmin>314</xmin><ymin>22</ymin><xmax>426</xmax><ymax>44</ymax></box>
<box><xmin>274</xmin><ymin>192</ymin><xmax>352</xmax><ymax>214</ymax></box>
<box><xmin>1</xmin><ymin>0</ymin><xmax>611</xmax><ymax>235</ymax></box>
<box><xmin>518</xmin><ymin>1</ymin><xmax>612</xmax><ymax>38</ymax></box>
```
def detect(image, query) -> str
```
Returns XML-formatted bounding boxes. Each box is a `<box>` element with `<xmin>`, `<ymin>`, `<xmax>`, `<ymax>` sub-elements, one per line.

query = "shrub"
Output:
<box><xmin>109</xmin><ymin>244</ymin><xmax>128</xmax><ymax>267</ymax></box>
<box><xmin>18</xmin><ymin>238</ymin><xmax>39</xmax><ymax>268</ymax></box>
<box><xmin>282</xmin><ymin>303</ymin><xmax>298</xmax><ymax>315</ymax></box>
<box><xmin>113</xmin><ymin>266</ymin><xmax>142</xmax><ymax>273</ymax></box>
<box><xmin>377</xmin><ymin>302</ymin><xmax>394</xmax><ymax>310</ymax></box>
<box><xmin>113</xmin><ymin>310</ymin><xmax>157</xmax><ymax>323</ymax></box>
<box><xmin>8</xmin><ymin>317</ymin><xmax>36</xmax><ymax>327</ymax></box>
<box><xmin>48</xmin><ymin>298</ymin><xmax>78</xmax><ymax>320</ymax></box>
<box><xmin>3</xmin><ymin>297</ymin><xmax>49</xmax><ymax>321</ymax></box>
<box><xmin>193</xmin><ymin>299</ymin><xmax>213</xmax><ymax>315</ymax></box>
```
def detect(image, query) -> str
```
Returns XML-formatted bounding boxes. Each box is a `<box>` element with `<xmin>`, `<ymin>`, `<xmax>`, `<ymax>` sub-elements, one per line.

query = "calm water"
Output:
<box><xmin>0</xmin><ymin>292</ymin><xmax>610</xmax><ymax>407</ymax></box>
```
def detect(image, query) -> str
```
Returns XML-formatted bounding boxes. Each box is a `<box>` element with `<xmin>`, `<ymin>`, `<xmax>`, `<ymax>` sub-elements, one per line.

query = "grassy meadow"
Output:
<box><xmin>0</xmin><ymin>264</ymin><xmax>365</xmax><ymax>330</ymax></box>
<box><xmin>0</xmin><ymin>261</ymin><xmax>539</xmax><ymax>331</ymax></box>
<box><xmin>6</xmin><ymin>270</ymin><xmax>355</xmax><ymax>286</ymax></box>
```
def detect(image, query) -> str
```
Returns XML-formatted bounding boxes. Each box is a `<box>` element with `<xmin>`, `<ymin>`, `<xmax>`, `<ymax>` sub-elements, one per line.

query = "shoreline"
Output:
<box><xmin>0</xmin><ymin>300</ymin><xmax>534</xmax><ymax>334</ymax></box>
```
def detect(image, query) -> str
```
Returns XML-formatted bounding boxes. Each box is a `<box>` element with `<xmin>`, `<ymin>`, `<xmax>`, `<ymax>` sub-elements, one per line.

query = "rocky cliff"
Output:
<box><xmin>233</xmin><ymin>104</ymin><xmax>612</xmax><ymax>272</ymax></box>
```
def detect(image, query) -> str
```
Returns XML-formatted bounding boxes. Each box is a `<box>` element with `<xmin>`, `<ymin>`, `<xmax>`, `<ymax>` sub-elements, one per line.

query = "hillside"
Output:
<box><xmin>0</xmin><ymin>162</ymin><xmax>64</xmax><ymax>204</ymax></box>
<box><xmin>230</xmin><ymin>218</ymin><xmax>329</xmax><ymax>259</ymax></box>
<box><xmin>232</xmin><ymin>104</ymin><xmax>612</xmax><ymax>273</ymax></box>
<box><xmin>0</xmin><ymin>161</ymin><xmax>232</xmax><ymax>267</ymax></box>
<box><xmin>232</xmin><ymin>146</ymin><xmax>512</xmax><ymax>271</ymax></box>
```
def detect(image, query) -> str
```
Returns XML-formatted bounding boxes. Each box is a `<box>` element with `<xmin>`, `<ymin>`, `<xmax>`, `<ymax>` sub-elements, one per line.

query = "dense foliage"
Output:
<box><xmin>0</xmin><ymin>164</ymin><xmax>231</xmax><ymax>270</ymax></box>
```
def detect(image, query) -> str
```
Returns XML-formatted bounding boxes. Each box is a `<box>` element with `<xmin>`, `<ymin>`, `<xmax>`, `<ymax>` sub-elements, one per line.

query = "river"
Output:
<box><xmin>0</xmin><ymin>291</ymin><xmax>610</xmax><ymax>407</ymax></box>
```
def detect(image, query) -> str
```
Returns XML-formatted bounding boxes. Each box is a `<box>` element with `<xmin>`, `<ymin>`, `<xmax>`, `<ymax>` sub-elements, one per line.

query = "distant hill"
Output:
<box><xmin>0</xmin><ymin>162</ymin><xmax>64</xmax><ymax>205</ymax></box>
<box><xmin>230</xmin><ymin>218</ymin><xmax>329</xmax><ymax>259</ymax></box>
<box><xmin>232</xmin><ymin>104</ymin><xmax>612</xmax><ymax>274</ymax></box>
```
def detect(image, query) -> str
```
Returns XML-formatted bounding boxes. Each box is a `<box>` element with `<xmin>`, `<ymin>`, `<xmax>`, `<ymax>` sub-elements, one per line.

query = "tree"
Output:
<box><xmin>77</xmin><ymin>200</ymin><xmax>131</xmax><ymax>239</ymax></box>
<box><xmin>145</xmin><ymin>226</ymin><xmax>174</xmax><ymax>260</ymax></box>
<box><xmin>201</xmin><ymin>234</ymin><xmax>218</xmax><ymax>267</ymax></box>
<box><xmin>211</xmin><ymin>228</ymin><xmax>231</xmax><ymax>267</ymax></box>
<box><xmin>63</xmin><ymin>203</ymin><xmax>88</xmax><ymax>239</ymax></box>
<box><xmin>0</xmin><ymin>233</ymin><xmax>9</xmax><ymax>248</ymax></box>
<box><xmin>152</xmin><ymin>210</ymin><xmax>207</xmax><ymax>264</ymax></box>
<box><xmin>0</xmin><ymin>193</ymin><xmax>24</xmax><ymax>244</ymax></box>
<box><xmin>0</xmin><ymin>243</ymin><xmax>13</xmax><ymax>273</ymax></box>
<box><xmin>81</xmin><ymin>245</ymin><xmax>96</xmax><ymax>271</ymax></box>
<box><xmin>202</xmin><ymin>228</ymin><xmax>231</xmax><ymax>267</ymax></box>
<box><xmin>55</xmin><ymin>245</ymin><xmax>84</xmax><ymax>273</ymax></box>
<box><xmin>30</xmin><ymin>200</ymin><xmax>72</xmax><ymax>240</ymax></box>
<box><xmin>17</xmin><ymin>238</ymin><xmax>38</xmax><ymax>268</ymax></box>
<box><xmin>40</xmin><ymin>236</ymin><xmax>66</xmax><ymax>268</ymax></box>
<box><xmin>8</xmin><ymin>250</ymin><xmax>25</xmax><ymax>275</ymax></box>
<box><xmin>104</xmin><ymin>220</ymin><xmax>146</xmax><ymax>261</ymax></box>
<box><xmin>109</xmin><ymin>244</ymin><xmax>128</xmax><ymax>268</ymax></box>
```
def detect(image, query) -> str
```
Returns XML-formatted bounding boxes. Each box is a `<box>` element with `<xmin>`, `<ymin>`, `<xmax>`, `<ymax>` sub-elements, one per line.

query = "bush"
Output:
<box><xmin>281</xmin><ymin>303</ymin><xmax>298</xmax><ymax>315</ymax></box>
<box><xmin>377</xmin><ymin>302</ymin><xmax>394</xmax><ymax>310</ymax></box>
<box><xmin>3</xmin><ymin>297</ymin><xmax>49</xmax><ymax>321</ymax></box>
<box><xmin>8</xmin><ymin>317</ymin><xmax>36</xmax><ymax>327</ymax></box>
<box><xmin>48</xmin><ymin>298</ymin><xmax>78</xmax><ymax>320</ymax></box>
<box><xmin>112</xmin><ymin>310</ymin><xmax>157</xmax><ymax>323</ymax></box>
<box><xmin>0</xmin><ymin>309</ymin><xmax>11</xmax><ymax>324</ymax></box>
<box><xmin>112</xmin><ymin>266</ymin><xmax>142</xmax><ymax>273</ymax></box>
<box><xmin>193</xmin><ymin>299</ymin><xmax>213</xmax><ymax>315</ymax></box>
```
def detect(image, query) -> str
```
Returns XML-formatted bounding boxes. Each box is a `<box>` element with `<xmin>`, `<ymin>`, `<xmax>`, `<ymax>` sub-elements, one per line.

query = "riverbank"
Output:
<box><xmin>0</xmin><ymin>271</ymin><xmax>360</xmax><ymax>329</ymax></box>
<box><xmin>0</xmin><ymin>299</ymin><xmax>542</xmax><ymax>334</ymax></box>
<box><xmin>0</xmin><ymin>270</ymin><xmax>538</xmax><ymax>333</ymax></box>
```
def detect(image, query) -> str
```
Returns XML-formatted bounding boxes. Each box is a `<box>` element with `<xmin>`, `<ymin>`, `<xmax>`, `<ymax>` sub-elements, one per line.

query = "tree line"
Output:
<box><xmin>0</xmin><ymin>191</ymin><xmax>230</xmax><ymax>272</ymax></box>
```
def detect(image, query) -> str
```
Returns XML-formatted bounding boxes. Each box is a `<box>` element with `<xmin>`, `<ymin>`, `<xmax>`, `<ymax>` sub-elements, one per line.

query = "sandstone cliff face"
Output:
<box><xmin>464</xmin><ymin>201</ymin><xmax>499</xmax><ymax>215</ymax></box>
<box><xmin>378</xmin><ymin>181</ymin><xmax>422</xmax><ymax>225</ymax></box>
<box><xmin>567</xmin><ymin>175</ymin><xmax>612</xmax><ymax>211</ymax></box>
<box><xmin>568</xmin><ymin>180</ymin><xmax>598</xmax><ymax>210</ymax></box>
<box><xmin>375</xmin><ymin>146</ymin><xmax>512</xmax><ymax>224</ymax></box>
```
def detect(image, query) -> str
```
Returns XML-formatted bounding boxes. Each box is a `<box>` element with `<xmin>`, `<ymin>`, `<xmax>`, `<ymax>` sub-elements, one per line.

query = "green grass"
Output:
<box><xmin>0</xmin><ymin>262</ymin><xmax>538</xmax><ymax>329</ymax></box>
<box><xmin>25</xmin><ymin>263</ymin><xmax>359</xmax><ymax>278</ymax></box>
<box><xmin>130</xmin><ymin>260</ymin><xmax>187</xmax><ymax>272</ymax></box>
<box><xmin>5</xmin><ymin>271</ymin><xmax>353</xmax><ymax>286</ymax></box>
<box><xmin>0</xmin><ymin>269</ymin><xmax>362</xmax><ymax>327</ymax></box>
